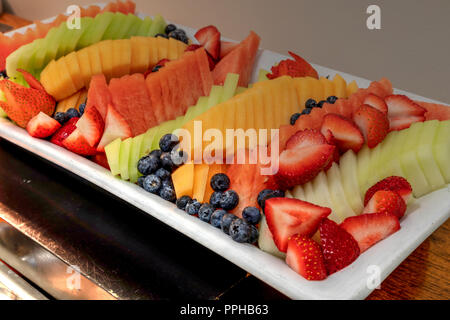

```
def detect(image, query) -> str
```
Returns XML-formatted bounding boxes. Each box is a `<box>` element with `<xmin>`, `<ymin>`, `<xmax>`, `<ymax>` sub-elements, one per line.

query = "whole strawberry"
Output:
<box><xmin>363</xmin><ymin>190</ymin><xmax>407</xmax><ymax>219</ymax></box>
<box><xmin>319</xmin><ymin>218</ymin><xmax>360</xmax><ymax>275</ymax></box>
<box><xmin>364</xmin><ymin>176</ymin><xmax>412</xmax><ymax>205</ymax></box>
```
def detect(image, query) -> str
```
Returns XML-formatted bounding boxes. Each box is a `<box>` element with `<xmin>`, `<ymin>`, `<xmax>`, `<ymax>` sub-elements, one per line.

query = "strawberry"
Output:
<box><xmin>185</xmin><ymin>44</ymin><xmax>202</xmax><ymax>52</ymax></box>
<box><xmin>388</xmin><ymin>115</ymin><xmax>425</xmax><ymax>131</ymax></box>
<box><xmin>155</xmin><ymin>58</ymin><xmax>170</xmax><ymax>68</ymax></box>
<box><xmin>285</xmin><ymin>129</ymin><xmax>327</xmax><ymax>150</ymax></box>
<box><xmin>97</xmin><ymin>104</ymin><xmax>132</xmax><ymax>152</ymax></box>
<box><xmin>220</xmin><ymin>41</ymin><xmax>238</xmax><ymax>59</ymax></box>
<box><xmin>276</xmin><ymin>144</ymin><xmax>336</xmax><ymax>189</ymax></box>
<box><xmin>364</xmin><ymin>176</ymin><xmax>412</xmax><ymax>205</ymax></box>
<box><xmin>385</xmin><ymin>95</ymin><xmax>426</xmax><ymax>118</ymax></box>
<box><xmin>26</xmin><ymin>112</ymin><xmax>61</xmax><ymax>138</ymax></box>
<box><xmin>267</xmin><ymin>51</ymin><xmax>318</xmax><ymax>80</ymax></box>
<box><xmin>340</xmin><ymin>212</ymin><xmax>400</xmax><ymax>253</ymax></box>
<box><xmin>362</xmin><ymin>93</ymin><xmax>388</xmax><ymax>114</ymax></box>
<box><xmin>62</xmin><ymin>128</ymin><xmax>98</xmax><ymax>156</ymax></box>
<box><xmin>353</xmin><ymin>104</ymin><xmax>389</xmax><ymax>148</ymax></box>
<box><xmin>363</xmin><ymin>190</ymin><xmax>407</xmax><ymax>219</ymax></box>
<box><xmin>17</xmin><ymin>69</ymin><xmax>46</xmax><ymax>91</ymax></box>
<box><xmin>75</xmin><ymin>105</ymin><xmax>104</xmax><ymax>147</ymax></box>
<box><xmin>265</xmin><ymin>197</ymin><xmax>331</xmax><ymax>252</ymax></box>
<box><xmin>319</xmin><ymin>218</ymin><xmax>360</xmax><ymax>274</ymax></box>
<box><xmin>0</xmin><ymin>76</ymin><xmax>55</xmax><ymax>128</ymax></box>
<box><xmin>320</xmin><ymin>113</ymin><xmax>364</xmax><ymax>153</ymax></box>
<box><xmin>194</xmin><ymin>25</ymin><xmax>221</xmax><ymax>60</ymax></box>
<box><xmin>92</xmin><ymin>153</ymin><xmax>110</xmax><ymax>170</ymax></box>
<box><xmin>50</xmin><ymin>117</ymin><xmax>79</xmax><ymax>147</ymax></box>
<box><xmin>286</xmin><ymin>234</ymin><xmax>327</xmax><ymax>281</ymax></box>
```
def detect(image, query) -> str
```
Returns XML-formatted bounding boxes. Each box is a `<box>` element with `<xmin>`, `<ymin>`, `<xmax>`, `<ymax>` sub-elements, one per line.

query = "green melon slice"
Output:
<box><xmin>102</xmin><ymin>12</ymin><xmax>127</xmax><ymax>40</ymax></box>
<box><xmin>115</xmin><ymin>14</ymin><xmax>136</xmax><ymax>40</ymax></box>
<box><xmin>433</xmin><ymin>120</ymin><xmax>450</xmax><ymax>182</ymax></box>
<box><xmin>119</xmin><ymin>137</ymin><xmax>133</xmax><ymax>180</ymax></box>
<box><xmin>140</xmin><ymin>127</ymin><xmax>158</xmax><ymax>157</ymax></box>
<box><xmin>78</xmin><ymin>12</ymin><xmax>114</xmax><ymax>49</ymax></box>
<box><xmin>327</xmin><ymin>162</ymin><xmax>356</xmax><ymax>219</ymax></box>
<box><xmin>125</xmin><ymin>14</ymin><xmax>143</xmax><ymax>38</ymax></box>
<box><xmin>129</xmin><ymin>134</ymin><xmax>144</xmax><ymax>183</ymax></box>
<box><xmin>312</xmin><ymin>171</ymin><xmax>341</xmax><ymax>222</ymax></box>
<box><xmin>292</xmin><ymin>185</ymin><xmax>306</xmax><ymax>200</ymax></box>
<box><xmin>105</xmin><ymin>138</ymin><xmax>122</xmax><ymax>176</ymax></box>
<box><xmin>258</xmin><ymin>215</ymin><xmax>286</xmax><ymax>259</ymax></box>
<box><xmin>339</xmin><ymin>151</ymin><xmax>364</xmax><ymax>214</ymax></box>
<box><xmin>148</xmin><ymin>14</ymin><xmax>166</xmax><ymax>36</ymax></box>
<box><xmin>136</xmin><ymin>17</ymin><xmax>153</xmax><ymax>36</ymax></box>
<box><xmin>356</xmin><ymin>145</ymin><xmax>371</xmax><ymax>192</ymax></box>
<box><xmin>67</xmin><ymin>18</ymin><xmax>93</xmax><ymax>53</ymax></box>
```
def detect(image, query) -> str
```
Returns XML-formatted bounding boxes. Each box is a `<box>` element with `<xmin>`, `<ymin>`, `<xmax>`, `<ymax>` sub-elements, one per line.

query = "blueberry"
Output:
<box><xmin>258</xmin><ymin>189</ymin><xmax>285</xmax><ymax>210</ymax></box>
<box><xmin>290</xmin><ymin>113</ymin><xmax>301</xmax><ymax>125</ymax></box>
<box><xmin>159</xmin><ymin>186</ymin><xmax>176</xmax><ymax>203</ymax></box>
<box><xmin>248</xmin><ymin>225</ymin><xmax>259</xmax><ymax>244</ymax></box>
<box><xmin>220</xmin><ymin>190</ymin><xmax>239</xmax><ymax>211</ymax></box>
<box><xmin>155</xmin><ymin>33</ymin><xmax>168</xmax><ymax>39</ymax></box>
<box><xmin>185</xmin><ymin>199</ymin><xmax>202</xmax><ymax>215</ymax></box>
<box><xmin>169</xmin><ymin>29</ymin><xmax>188</xmax><ymax>44</ymax></box>
<box><xmin>66</xmin><ymin>108</ymin><xmax>80</xmax><ymax>119</ymax></box>
<box><xmin>149</xmin><ymin>149</ymin><xmax>162</xmax><ymax>158</ymax></box>
<box><xmin>301</xmin><ymin>108</ymin><xmax>312</xmax><ymax>115</ymax></box>
<box><xmin>162</xmin><ymin>178</ymin><xmax>174</xmax><ymax>189</ymax></box>
<box><xmin>165</xmin><ymin>24</ymin><xmax>177</xmax><ymax>34</ymax></box>
<box><xmin>170</xmin><ymin>149</ymin><xmax>188</xmax><ymax>167</ymax></box>
<box><xmin>160</xmin><ymin>152</ymin><xmax>175</xmax><ymax>172</ymax></box>
<box><xmin>142</xmin><ymin>175</ymin><xmax>161</xmax><ymax>194</ymax></box>
<box><xmin>155</xmin><ymin>168</ymin><xmax>170</xmax><ymax>181</ymax></box>
<box><xmin>54</xmin><ymin>112</ymin><xmax>68</xmax><ymax>125</ymax></box>
<box><xmin>317</xmin><ymin>100</ymin><xmax>326</xmax><ymax>108</ymax></box>
<box><xmin>221</xmin><ymin>213</ymin><xmax>238</xmax><ymax>235</ymax></box>
<box><xmin>327</xmin><ymin>96</ymin><xmax>338</xmax><ymax>104</ymax></box>
<box><xmin>242</xmin><ymin>207</ymin><xmax>261</xmax><ymax>225</ymax></box>
<box><xmin>305</xmin><ymin>98</ymin><xmax>317</xmax><ymax>109</ymax></box>
<box><xmin>198</xmin><ymin>203</ymin><xmax>215</xmax><ymax>222</ymax></box>
<box><xmin>137</xmin><ymin>155</ymin><xmax>160</xmax><ymax>175</ymax></box>
<box><xmin>176</xmin><ymin>195</ymin><xmax>192</xmax><ymax>210</ymax></box>
<box><xmin>159</xmin><ymin>133</ymin><xmax>179</xmax><ymax>152</ymax></box>
<box><xmin>78</xmin><ymin>103</ymin><xmax>86</xmax><ymax>115</ymax></box>
<box><xmin>209</xmin><ymin>191</ymin><xmax>223</xmax><ymax>208</ymax></box>
<box><xmin>210</xmin><ymin>209</ymin><xmax>226</xmax><ymax>228</ymax></box>
<box><xmin>210</xmin><ymin>173</ymin><xmax>230</xmax><ymax>192</ymax></box>
<box><xmin>137</xmin><ymin>176</ymin><xmax>145</xmax><ymax>188</ymax></box>
<box><xmin>272</xmin><ymin>190</ymin><xmax>285</xmax><ymax>198</ymax></box>
<box><xmin>229</xmin><ymin>219</ymin><xmax>252</xmax><ymax>243</ymax></box>
<box><xmin>257</xmin><ymin>189</ymin><xmax>274</xmax><ymax>208</ymax></box>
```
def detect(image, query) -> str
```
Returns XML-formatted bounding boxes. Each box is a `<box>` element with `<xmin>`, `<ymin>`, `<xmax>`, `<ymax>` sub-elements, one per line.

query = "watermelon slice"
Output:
<box><xmin>86</xmin><ymin>74</ymin><xmax>112</xmax><ymax>120</ymax></box>
<box><xmin>212</xmin><ymin>31</ymin><xmax>260</xmax><ymax>87</ymax></box>
<box><xmin>415</xmin><ymin>101</ymin><xmax>450</xmax><ymax>121</ymax></box>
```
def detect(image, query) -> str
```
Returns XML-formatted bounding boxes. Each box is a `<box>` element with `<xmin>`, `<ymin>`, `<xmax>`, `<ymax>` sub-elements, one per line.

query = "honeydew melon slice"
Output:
<box><xmin>340</xmin><ymin>151</ymin><xmax>364</xmax><ymax>214</ymax></box>
<box><xmin>151</xmin><ymin>119</ymin><xmax>177</xmax><ymax>150</ymax></box>
<box><xmin>67</xmin><ymin>18</ymin><xmax>93</xmax><ymax>53</ymax></box>
<box><xmin>136</xmin><ymin>16</ymin><xmax>153</xmax><ymax>36</ymax></box>
<box><xmin>357</xmin><ymin>145</ymin><xmax>371</xmax><ymax>193</ymax></box>
<box><xmin>105</xmin><ymin>138</ymin><xmax>122</xmax><ymax>176</ymax></box>
<box><xmin>258</xmin><ymin>215</ymin><xmax>286</xmax><ymax>259</ymax></box>
<box><xmin>327</xmin><ymin>162</ymin><xmax>356</xmax><ymax>219</ymax></box>
<box><xmin>102</xmin><ymin>12</ymin><xmax>127</xmax><ymax>40</ymax></box>
<box><xmin>312</xmin><ymin>171</ymin><xmax>342</xmax><ymax>223</ymax></box>
<box><xmin>235</xmin><ymin>87</ymin><xmax>247</xmax><ymax>95</ymax></box>
<box><xmin>148</xmin><ymin>14</ymin><xmax>166</xmax><ymax>36</ymax></box>
<box><xmin>433</xmin><ymin>120</ymin><xmax>450</xmax><ymax>182</ymax></box>
<box><xmin>292</xmin><ymin>185</ymin><xmax>306</xmax><ymax>201</ymax></box>
<box><xmin>303</xmin><ymin>182</ymin><xmax>317</xmax><ymax>204</ymax></box>
<box><xmin>119</xmin><ymin>137</ymin><xmax>132</xmax><ymax>180</ymax></box>
<box><xmin>129</xmin><ymin>134</ymin><xmax>144</xmax><ymax>183</ymax></box>
<box><xmin>257</xmin><ymin>69</ymin><xmax>269</xmax><ymax>82</ymax></box>
<box><xmin>33</xmin><ymin>28</ymin><xmax>58</xmax><ymax>73</ymax></box>
<box><xmin>140</xmin><ymin>127</ymin><xmax>158</xmax><ymax>157</ymax></box>
<box><xmin>364</xmin><ymin>143</ymin><xmax>383</xmax><ymax>191</ymax></box>
<box><xmin>77</xmin><ymin>12</ymin><xmax>114</xmax><ymax>49</ymax></box>
<box><xmin>399</xmin><ymin>122</ymin><xmax>431</xmax><ymax>197</ymax></box>
<box><xmin>115</xmin><ymin>14</ymin><xmax>136</xmax><ymax>40</ymax></box>
<box><xmin>126</xmin><ymin>14</ymin><xmax>144</xmax><ymax>38</ymax></box>
<box><xmin>416</xmin><ymin>120</ymin><xmax>446</xmax><ymax>191</ymax></box>
<box><xmin>222</xmin><ymin>73</ymin><xmax>240</xmax><ymax>101</ymax></box>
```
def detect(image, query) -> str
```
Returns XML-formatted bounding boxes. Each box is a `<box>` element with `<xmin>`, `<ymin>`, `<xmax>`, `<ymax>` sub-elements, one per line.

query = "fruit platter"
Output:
<box><xmin>0</xmin><ymin>1</ymin><xmax>449</xmax><ymax>299</ymax></box>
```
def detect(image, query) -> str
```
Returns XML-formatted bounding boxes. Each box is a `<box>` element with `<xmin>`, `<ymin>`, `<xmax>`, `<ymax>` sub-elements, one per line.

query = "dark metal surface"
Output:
<box><xmin>0</xmin><ymin>138</ymin><xmax>285</xmax><ymax>299</ymax></box>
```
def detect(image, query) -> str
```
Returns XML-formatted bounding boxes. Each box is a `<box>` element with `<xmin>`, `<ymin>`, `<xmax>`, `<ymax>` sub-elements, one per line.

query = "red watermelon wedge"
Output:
<box><xmin>415</xmin><ymin>101</ymin><xmax>450</xmax><ymax>121</ymax></box>
<box><xmin>86</xmin><ymin>74</ymin><xmax>112</xmax><ymax>120</ymax></box>
<box><xmin>212</xmin><ymin>31</ymin><xmax>261</xmax><ymax>87</ymax></box>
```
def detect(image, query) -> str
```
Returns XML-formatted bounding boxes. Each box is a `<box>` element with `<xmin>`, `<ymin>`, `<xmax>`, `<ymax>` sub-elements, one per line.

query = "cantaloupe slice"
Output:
<box><xmin>56</xmin><ymin>90</ymin><xmax>81</xmax><ymax>113</ymax></box>
<box><xmin>130</xmin><ymin>37</ymin><xmax>151</xmax><ymax>74</ymax></box>
<box><xmin>97</xmin><ymin>40</ymin><xmax>114</xmax><ymax>80</ymax></box>
<box><xmin>172</xmin><ymin>162</ymin><xmax>194</xmax><ymax>198</ymax></box>
<box><xmin>192</xmin><ymin>164</ymin><xmax>210</xmax><ymax>202</ymax></box>
<box><xmin>112</xmin><ymin>39</ymin><xmax>131</xmax><ymax>78</ymax></box>
<box><xmin>55</xmin><ymin>58</ymin><xmax>77</xmax><ymax>98</ymax></box>
<box><xmin>76</xmin><ymin>47</ymin><xmax>92</xmax><ymax>89</ymax></box>
<box><xmin>64</xmin><ymin>51</ymin><xmax>84</xmax><ymax>90</ymax></box>
<box><xmin>87</xmin><ymin>45</ymin><xmax>103</xmax><ymax>79</ymax></box>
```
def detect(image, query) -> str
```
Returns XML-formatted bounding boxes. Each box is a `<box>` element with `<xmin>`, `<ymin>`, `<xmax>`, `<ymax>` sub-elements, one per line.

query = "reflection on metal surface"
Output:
<box><xmin>0</xmin><ymin>219</ymin><xmax>115</xmax><ymax>300</ymax></box>
<box><xmin>0</xmin><ymin>259</ymin><xmax>47</xmax><ymax>300</ymax></box>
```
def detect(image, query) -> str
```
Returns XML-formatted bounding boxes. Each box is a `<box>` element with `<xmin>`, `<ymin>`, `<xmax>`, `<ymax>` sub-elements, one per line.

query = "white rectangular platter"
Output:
<box><xmin>0</xmin><ymin>9</ymin><xmax>449</xmax><ymax>300</ymax></box>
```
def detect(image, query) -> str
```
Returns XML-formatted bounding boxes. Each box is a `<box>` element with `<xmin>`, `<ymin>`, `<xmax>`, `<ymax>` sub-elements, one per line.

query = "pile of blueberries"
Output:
<box><xmin>290</xmin><ymin>95</ymin><xmax>338</xmax><ymax>125</ymax></box>
<box><xmin>137</xmin><ymin>134</ymin><xmax>187</xmax><ymax>203</ymax></box>
<box><xmin>155</xmin><ymin>24</ymin><xmax>189</xmax><ymax>44</ymax></box>
<box><xmin>54</xmin><ymin>102</ymin><xmax>86</xmax><ymax>125</ymax></box>
<box><xmin>0</xmin><ymin>69</ymin><xmax>7</xmax><ymax>79</ymax></box>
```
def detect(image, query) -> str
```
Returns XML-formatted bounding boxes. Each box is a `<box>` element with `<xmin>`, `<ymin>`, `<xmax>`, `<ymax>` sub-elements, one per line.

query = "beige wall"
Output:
<box><xmin>6</xmin><ymin>0</ymin><xmax>450</xmax><ymax>103</ymax></box>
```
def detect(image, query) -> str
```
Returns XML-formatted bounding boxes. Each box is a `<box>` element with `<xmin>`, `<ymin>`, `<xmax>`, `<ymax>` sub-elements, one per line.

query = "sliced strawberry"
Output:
<box><xmin>276</xmin><ymin>144</ymin><xmax>336</xmax><ymax>189</ymax></box>
<box><xmin>385</xmin><ymin>95</ymin><xmax>426</xmax><ymax>118</ymax></box>
<box><xmin>363</xmin><ymin>190</ymin><xmax>406</xmax><ymax>219</ymax></box>
<box><xmin>285</xmin><ymin>129</ymin><xmax>327</xmax><ymax>150</ymax></box>
<box><xmin>185</xmin><ymin>44</ymin><xmax>202</xmax><ymax>52</ymax></box>
<box><xmin>265</xmin><ymin>197</ymin><xmax>331</xmax><ymax>252</ymax></box>
<box><xmin>155</xmin><ymin>58</ymin><xmax>170</xmax><ymax>67</ymax></box>
<box><xmin>50</xmin><ymin>117</ymin><xmax>79</xmax><ymax>147</ymax></box>
<box><xmin>362</xmin><ymin>94</ymin><xmax>388</xmax><ymax>114</ymax></box>
<box><xmin>97</xmin><ymin>104</ymin><xmax>132</xmax><ymax>152</ymax></box>
<box><xmin>62</xmin><ymin>128</ymin><xmax>98</xmax><ymax>156</ymax></box>
<box><xmin>388</xmin><ymin>115</ymin><xmax>425</xmax><ymax>131</ymax></box>
<box><xmin>320</xmin><ymin>113</ymin><xmax>364</xmax><ymax>153</ymax></box>
<box><xmin>17</xmin><ymin>69</ymin><xmax>46</xmax><ymax>91</ymax></box>
<box><xmin>26</xmin><ymin>112</ymin><xmax>61</xmax><ymax>138</ymax></box>
<box><xmin>319</xmin><ymin>218</ymin><xmax>360</xmax><ymax>274</ymax></box>
<box><xmin>75</xmin><ymin>105</ymin><xmax>104</xmax><ymax>147</ymax></box>
<box><xmin>92</xmin><ymin>153</ymin><xmax>110</xmax><ymax>170</ymax></box>
<box><xmin>220</xmin><ymin>41</ymin><xmax>238</xmax><ymax>59</ymax></box>
<box><xmin>364</xmin><ymin>176</ymin><xmax>412</xmax><ymax>205</ymax></box>
<box><xmin>286</xmin><ymin>234</ymin><xmax>327</xmax><ymax>281</ymax></box>
<box><xmin>353</xmin><ymin>104</ymin><xmax>389</xmax><ymax>148</ymax></box>
<box><xmin>267</xmin><ymin>51</ymin><xmax>318</xmax><ymax>79</ymax></box>
<box><xmin>340</xmin><ymin>212</ymin><xmax>400</xmax><ymax>253</ymax></box>
<box><xmin>194</xmin><ymin>25</ymin><xmax>221</xmax><ymax>60</ymax></box>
